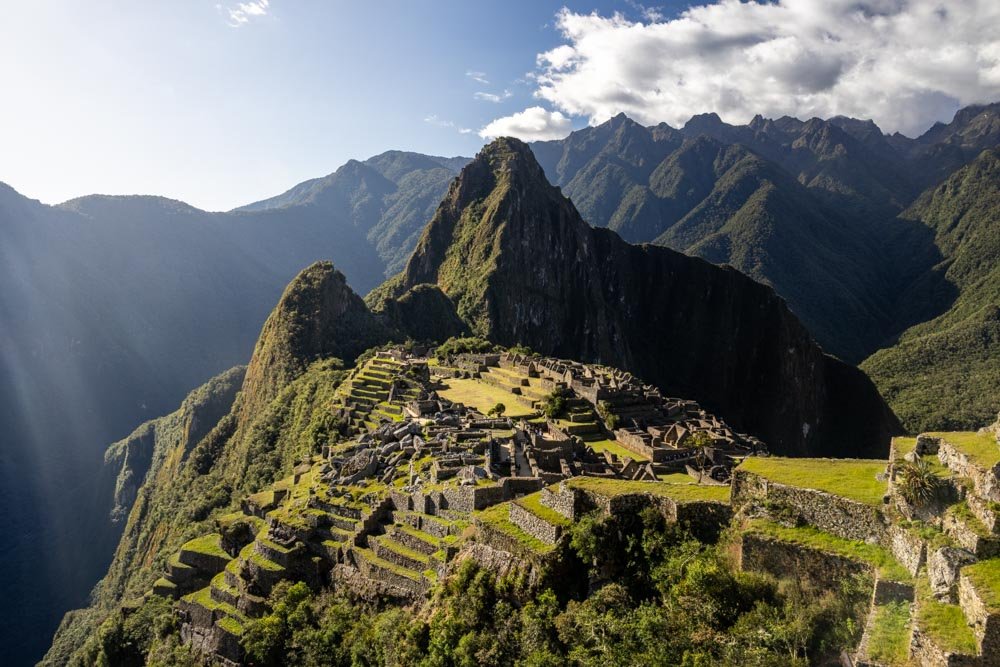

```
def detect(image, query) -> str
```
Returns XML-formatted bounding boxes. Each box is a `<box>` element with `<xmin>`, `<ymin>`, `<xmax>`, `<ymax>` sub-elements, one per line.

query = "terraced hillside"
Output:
<box><xmin>55</xmin><ymin>340</ymin><xmax>1000</xmax><ymax>665</ymax></box>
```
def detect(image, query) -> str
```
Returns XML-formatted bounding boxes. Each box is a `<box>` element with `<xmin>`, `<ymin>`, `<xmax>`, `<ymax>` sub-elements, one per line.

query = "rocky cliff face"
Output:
<box><xmin>105</xmin><ymin>366</ymin><xmax>246</xmax><ymax>523</ymax></box>
<box><xmin>378</xmin><ymin>138</ymin><xmax>901</xmax><ymax>456</ymax></box>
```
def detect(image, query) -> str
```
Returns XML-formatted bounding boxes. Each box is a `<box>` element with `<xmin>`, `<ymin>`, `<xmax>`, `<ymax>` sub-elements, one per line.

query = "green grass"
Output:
<box><xmin>587</xmin><ymin>438</ymin><xmax>649</xmax><ymax>461</ymax></box>
<box><xmin>376</xmin><ymin>536</ymin><xmax>431</xmax><ymax>564</ymax></box>
<box><xmin>866</xmin><ymin>601</ymin><xmax>912</xmax><ymax>665</ymax></box>
<box><xmin>738</xmin><ymin>457</ymin><xmax>888</xmax><ymax>506</ymax></box>
<box><xmin>438</xmin><ymin>378</ymin><xmax>534</xmax><ymax>417</ymax></box>
<box><xmin>566</xmin><ymin>476</ymin><xmax>731</xmax><ymax>503</ymax></box>
<box><xmin>476</xmin><ymin>503</ymin><xmax>554</xmax><ymax>554</ymax></box>
<box><xmin>657</xmin><ymin>472</ymin><xmax>698</xmax><ymax>484</ymax></box>
<box><xmin>516</xmin><ymin>492</ymin><xmax>572</xmax><ymax>526</ymax></box>
<box><xmin>892</xmin><ymin>436</ymin><xmax>918</xmax><ymax>458</ymax></box>
<box><xmin>239</xmin><ymin>542</ymin><xmax>284</xmax><ymax>572</ymax></box>
<box><xmin>930</xmin><ymin>431</ymin><xmax>1000</xmax><ymax>468</ymax></box>
<box><xmin>180</xmin><ymin>533</ymin><xmax>229</xmax><ymax>559</ymax></box>
<box><xmin>395</xmin><ymin>523</ymin><xmax>442</xmax><ymax>548</ymax></box>
<box><xmin>153</xmin><ymin>577</ymin><xmax>176</xmax><ymax>591</ymax></box>
<box><xmin>962</xmin><ymin>558</ymin><xmax>1000</xmax><ymax>611</ymax></box>
<box><xmin>353</xmin><ymin>547</ymin><xmax>422</xmax><ymax>581</ymax></box>
<box><xmin>915</xmin><ymin>578</ymin><xmax>978</xmax><ymax>655</ymax></box>
<box><xmin>744</xmin><ymin>520</ymin><xmax>911</xmax><ymax>582</ymax></box>
<box><xmin>217</xmin><ymin>616</ymin><xmax>245</xmax><ymax>636</ymax></box>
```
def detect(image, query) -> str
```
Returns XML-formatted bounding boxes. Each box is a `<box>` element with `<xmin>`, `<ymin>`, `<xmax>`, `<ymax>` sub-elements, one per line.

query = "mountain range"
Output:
<box><xmin>3</xmin><ymin>101</ymin><xmax>1000</xmax><ymax>664</ymax></box>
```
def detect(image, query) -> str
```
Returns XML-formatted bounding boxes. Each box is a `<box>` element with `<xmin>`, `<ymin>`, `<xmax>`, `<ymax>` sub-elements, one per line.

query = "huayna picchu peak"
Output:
<box><xmin>373</xmin><ymin>137</ymin><xmax>900</xmax><ymax>458</ymax></box>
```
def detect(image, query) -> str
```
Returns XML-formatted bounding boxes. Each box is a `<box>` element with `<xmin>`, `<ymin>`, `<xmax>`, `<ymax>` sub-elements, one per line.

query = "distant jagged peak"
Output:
<box><xmin>682</xmin><ymin>111</ymin><xmax>726</xmax><ymax>132</ymax></box>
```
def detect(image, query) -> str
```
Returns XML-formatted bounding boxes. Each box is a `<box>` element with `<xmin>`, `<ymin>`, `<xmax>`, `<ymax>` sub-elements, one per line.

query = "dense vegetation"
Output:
<box><xmin>862</xmin><ymin>149</ymin><xmax>1000</xmax><ymax>432</ymax></box>
<box><xmin>73</xmin><ymin>508</ymin><xmax>869</xmax><ymax>667</ymax></box>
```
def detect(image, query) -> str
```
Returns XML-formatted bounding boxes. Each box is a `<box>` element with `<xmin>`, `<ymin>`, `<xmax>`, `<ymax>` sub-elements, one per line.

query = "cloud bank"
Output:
<box><xmin>478</xmin><ymin>106</ymin><xmax>572</xmax><ymax>141</ymax></box>
<box><xmin>489</xmin><ymin>0</ymin><xmax>1000</xmax><ymax>138</ymax></box>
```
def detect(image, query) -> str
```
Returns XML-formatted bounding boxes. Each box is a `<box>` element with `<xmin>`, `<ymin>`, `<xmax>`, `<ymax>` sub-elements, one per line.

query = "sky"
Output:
<box><xmin>1</xmin><ymin>0</ymin><xmax>999</xmax><ymax>211</ymax></box>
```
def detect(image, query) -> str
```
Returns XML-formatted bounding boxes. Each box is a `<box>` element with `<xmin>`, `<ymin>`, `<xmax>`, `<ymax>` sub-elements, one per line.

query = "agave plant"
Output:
<box><xmin>896</xmin><ymin>458</ymin><xmax>943</xmax><ymax>504</ymax></box>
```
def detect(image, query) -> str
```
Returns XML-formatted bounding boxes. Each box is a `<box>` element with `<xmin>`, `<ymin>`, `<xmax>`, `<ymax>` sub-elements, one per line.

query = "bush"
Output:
<box><xmin>435</xmin><ymin>336</ymin><xmax>495</xmax><ymax>360</ymax></box>
<box><xmin>542</xmin><ymin>387</ymin><xmax>568</xmax><ymax>419</ymax></box>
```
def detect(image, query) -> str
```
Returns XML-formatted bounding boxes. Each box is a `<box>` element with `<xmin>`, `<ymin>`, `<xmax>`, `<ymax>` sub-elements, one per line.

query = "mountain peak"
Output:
<box><xmin>237</xmin><ymin>261</ymin><xmax>388</xmax><ymax>425</ymax></box>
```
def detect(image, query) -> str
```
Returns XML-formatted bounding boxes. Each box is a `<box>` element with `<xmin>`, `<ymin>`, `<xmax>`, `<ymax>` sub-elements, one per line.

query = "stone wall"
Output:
<box><xmin>509</xmin><ymin>503</ymin><xmax>561</xmax><ymax>544</ymax></box>
<box><xmin>967</xmin><ymin>493</ymin><xmax>1000</xmax><ymax>534</ymax></box>
<box><xmin>738</xmin><ymin>533</ymin><xmax>873</xmax><ymax>594</ymax></box>
<box><xmin>540</xmin><ymin>485</ymin><xmax>576</xmax><ymax>520</ymax></box>
<box><xmin>937</xmin><ymin>438</ymin><xmax>1000</xmax><ymax>502</ymax></box>
<box><xmin>889</xmin><ymin>524</ymin><xmax>927</xmax><ymax>577</ymax></box>
<box><xmin>732</xmin><ymin>470</ymin><xmax>889</xmax><ymax>544</ymax></box>
<box><xmin>909</xmin><ymin>627</ymin><xmax>980</xmax><ymax>667</ymax></box>
<box><xmin>959</xmin><ymin>574</ymin><xmax>1000</xmax><ymax>659</ymax></box>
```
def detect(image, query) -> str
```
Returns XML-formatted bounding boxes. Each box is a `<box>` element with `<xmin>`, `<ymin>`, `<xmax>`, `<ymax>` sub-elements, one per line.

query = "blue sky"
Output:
<box><xmin>1</xmin><ymin>1</ymin><xmax>998</xmax><ymax>211</ymax></box>
<box><xmin>0</xmin><ymin>1</ymin><xmax>688</xmax><ymax>211</ymax></box>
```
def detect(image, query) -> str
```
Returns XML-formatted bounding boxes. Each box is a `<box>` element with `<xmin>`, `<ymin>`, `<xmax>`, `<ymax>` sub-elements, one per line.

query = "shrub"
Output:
<box><xmin>896</xmin><ymin>458</ymin><xmax>943</xmax><ymax>504</ymax></box>
<box><xmin>542</xmin><ymin>387</ymin><xmax>568</xmax><ymax>419</ymax></box>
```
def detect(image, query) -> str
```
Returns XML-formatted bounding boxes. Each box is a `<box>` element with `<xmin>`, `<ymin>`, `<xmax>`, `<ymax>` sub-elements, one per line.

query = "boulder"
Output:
<box><xmin>928</xmin><ymin>546</ymin><xmax>977</xmax><ymax>602</ymax></box>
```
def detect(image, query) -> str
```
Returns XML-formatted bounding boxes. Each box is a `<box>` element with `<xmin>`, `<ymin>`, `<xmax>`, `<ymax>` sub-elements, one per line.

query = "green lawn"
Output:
<box><xmin>743</xmin><ymin>520</ymin><xmax>911</xmax><ymax>582</ymax></box>
<box><xmin>892</xmin><ymin>436</ymin><xmax>918</xmax><ymax>459</ymax></box>
<box><xmin>866</xmin><ymin>601</ymin><xmax>912</xmax><ymax>666</ymax></box>
<box><xmin>586</xmin><ymin>438</ymin><xmax>649</xmax><ymax>461</ymax></box>
<box><xmin>915</xmin><ymin>578</ymin><xmax>978</xmax><ymax>655</ymax></box>
<box><xmin>438</xmin><ymin>378</ymin><xmax>534</xmax><ymax>417</ymax></box>
<box><xmin>929</xmin><ymin>431</ymin><xmax>1000</xmax><ymax>468</ymax></box>
<box><xmin>566</xmin><ymin>477</ymin><xmax>730</xmax><ymax>503</ymax></box>
<box><xmin>180</xmin><ymin>533</ymin><xmax>229</xmax><ymax>559</ymax></box>
<box><xmin>739</xmin><ymin>457</ymin><xmax>888</xmax><ymax>506</ymax></box>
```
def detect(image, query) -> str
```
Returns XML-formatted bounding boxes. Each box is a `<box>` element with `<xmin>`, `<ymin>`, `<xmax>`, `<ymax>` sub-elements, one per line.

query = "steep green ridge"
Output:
<box><xmin>372</xmin><ymin>137</ymin><xmax>901</xmax><ymax>457</ymax></box>
<box><xmin>862</xmin><ymin>148</ymin><xmax>1000</xmax><ymax>432</ymax></box>
<box><xmin>43</xmin><ymin>264</ymin><xmax>380</xmax><ymax>665</ymax></box>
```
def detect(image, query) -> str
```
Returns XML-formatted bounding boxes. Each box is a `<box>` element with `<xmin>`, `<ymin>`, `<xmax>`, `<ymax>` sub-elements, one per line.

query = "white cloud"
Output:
<box><xmin>527</xmin><ymin>1</ymin><xmax>1000</xmax><ymax>137</ymax></box>
<box><xmin>466</xmin><ymin>70</ymin><xmax>490</xmax><ymax>85</ymax></box>
<box><xmin>478</xmin><ymin>106</ymin><xmax>572</xmax><ymax>141</ymax></box>
<box><xmin>473</xmin><ymin>89</ymin><xmax>513</xmax><ymax>103</ymax></box>
<box><xmin>424</xmin><ymin>114</ymin><xmax>455</xmax><ymax>128</ymax></box>
<box><xmin>227</xmin><ymin>0</ymin><xmax>270</xmax><ymax>27</ymax></box>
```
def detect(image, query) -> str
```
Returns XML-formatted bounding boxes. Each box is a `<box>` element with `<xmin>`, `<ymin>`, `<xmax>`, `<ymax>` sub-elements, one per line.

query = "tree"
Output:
<box><xmin>487</xmin><ymin>403</ymin><xmax>507</xmax><ymax>417</ymax></box>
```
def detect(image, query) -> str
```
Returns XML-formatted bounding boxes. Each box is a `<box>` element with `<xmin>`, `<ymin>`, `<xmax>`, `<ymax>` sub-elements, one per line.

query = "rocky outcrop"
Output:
<box><xmin>105</xmin><ymin>366</ymin><xmax>246</xmax><ymax>522</ymax></box>
<box><xmin>374</xmin><ymin>138</ymin><xmax>901</xmax><ymax>457</ymax></box>
<box><xmin>929</xmin><ymin>547</ymin><xmax>977</xmax><ymax>602</ymax></box>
